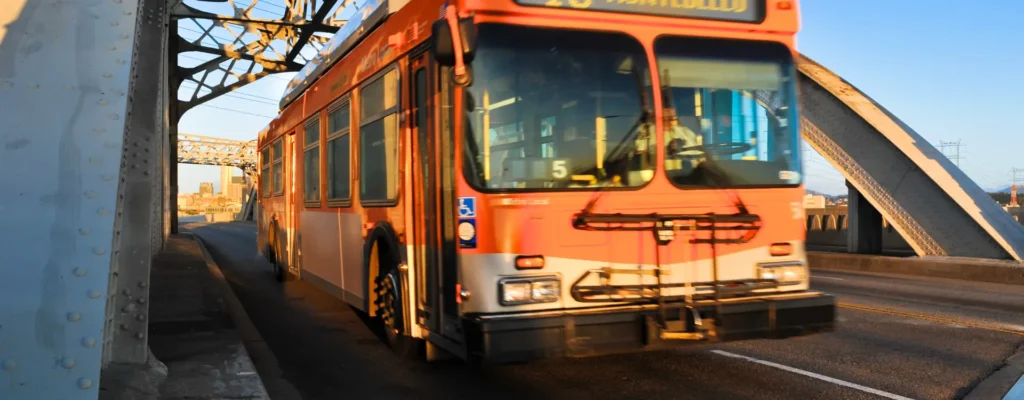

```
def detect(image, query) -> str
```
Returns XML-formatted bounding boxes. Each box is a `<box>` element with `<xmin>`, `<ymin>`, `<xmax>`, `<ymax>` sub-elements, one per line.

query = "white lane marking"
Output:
<box><xmin>709</xmin><ymin>350</ymin><xmax>915</xmax><ymax>400</ymax></box>
<box><xmin>811</xmin><ymin>275</ymin><xmax>845</xmax><ymax>281</ymax></box>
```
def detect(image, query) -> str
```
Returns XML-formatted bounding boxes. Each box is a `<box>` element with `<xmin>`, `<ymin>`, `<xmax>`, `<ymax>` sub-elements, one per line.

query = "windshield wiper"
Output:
<box><xmin>578</xmin><ymin>58</ymin><xmax>653</xmax><ymax>217</ymax></box>
<box><xmin>576</xmin><ymin>64</ymin><xmax>753</xmax><ymax>222</ymax></box>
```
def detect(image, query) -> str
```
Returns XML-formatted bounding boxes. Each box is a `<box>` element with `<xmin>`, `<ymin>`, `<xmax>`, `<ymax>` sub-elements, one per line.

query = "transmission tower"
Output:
<box><xmin>938</xmin><ymin>140</ymin><xmax>963</xmax><ymax>167</ymax></box>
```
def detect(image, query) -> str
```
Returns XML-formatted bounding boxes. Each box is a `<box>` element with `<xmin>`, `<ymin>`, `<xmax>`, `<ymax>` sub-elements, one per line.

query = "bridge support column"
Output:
<box><xmin>847</xmin><ymin>180</ymin><xmax>883</xmax><ymax>254</ymax></box>
<box><xmin>168</xmin><ymin>17</ymin><xmax>180</xmax><ymax>235</ymax></box>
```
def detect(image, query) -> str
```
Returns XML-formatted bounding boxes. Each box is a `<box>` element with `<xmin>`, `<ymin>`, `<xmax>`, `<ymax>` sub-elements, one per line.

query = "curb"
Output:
<box><xmin>808</xmin><ymin>251</ymin><xmax>1024</xmax><ymax>286</ymax></box>
<box><xmin>190</xmin><ymin>234</ymin><xmax>291</xmax><ymax>399</ymax></box>
<box><xmin>963</xmin><ymin>348</ymin><xmax>1024</xmax><ymax>400</ymax></box>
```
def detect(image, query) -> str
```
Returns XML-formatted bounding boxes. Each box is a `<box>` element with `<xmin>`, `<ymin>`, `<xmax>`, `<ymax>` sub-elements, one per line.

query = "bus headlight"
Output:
<box><xmin>757</xmin><ymin>262</ymin><xmax>806</xmax><ymax>285</ymax></box>
<box><xmin>500</xmin><ymin>276</ymin><xmax>561</xmax><ymax>305</ymax></box>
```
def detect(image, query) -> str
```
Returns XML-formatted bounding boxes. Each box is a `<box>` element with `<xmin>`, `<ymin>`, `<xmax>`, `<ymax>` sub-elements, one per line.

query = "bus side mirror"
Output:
<box><xmin>431</xmin><ymin>17</ymin><xmax>477</xmax><ymax>85</ymax></box>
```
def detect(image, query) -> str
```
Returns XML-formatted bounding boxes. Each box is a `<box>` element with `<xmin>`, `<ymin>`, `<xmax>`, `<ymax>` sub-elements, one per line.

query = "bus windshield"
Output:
<box><xmin>462</xmin><ymin>24</ymin><xmax>655</xmax><ymax>192</ymax></box>
<box><xmin>655</xmin><ymin>36</ymin><xmax>802</xmax><ymax>189</ymax></box>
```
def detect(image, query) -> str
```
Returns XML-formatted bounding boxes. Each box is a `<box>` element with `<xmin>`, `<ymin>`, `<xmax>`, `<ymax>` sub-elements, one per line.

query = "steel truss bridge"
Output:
<box><xmin>177</xmin><ymin>134</ymin><xmax>257</xmax><ymax>175</ymax></box>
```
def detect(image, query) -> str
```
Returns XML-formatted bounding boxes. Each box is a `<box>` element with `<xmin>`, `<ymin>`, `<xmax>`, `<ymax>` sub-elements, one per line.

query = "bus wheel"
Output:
<box><xmin>374</xmin><ymin>266</ymin><xmax>422</xmax><ymax>360</ymax></box>
<box><xmin>271</xmin><ymin>250</ymin><xmax>286</xmax><ymax>282</ymax></box>
<box><xmin>271</xmin><ymin>245</ymin><xmax>296</xmax><ymax>282</ymax></box>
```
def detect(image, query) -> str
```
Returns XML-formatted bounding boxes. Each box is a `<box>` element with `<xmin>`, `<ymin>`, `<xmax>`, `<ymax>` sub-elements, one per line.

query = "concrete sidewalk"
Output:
<box><xmin>100</xmin><ymin>233</ymin><xmax>268</xmax><ymax>399</ymax></box>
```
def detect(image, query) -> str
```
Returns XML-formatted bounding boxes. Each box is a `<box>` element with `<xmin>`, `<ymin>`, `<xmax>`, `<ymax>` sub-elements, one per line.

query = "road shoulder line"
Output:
<box><xmin>710</xmin><ymin>350</ymin><xmax>915</xmax><ymax>400</ymax></box>
<box><xmin>192</xmin><ymin>233</ymin><xmax>302</xmax><ymax>399</ymax></box>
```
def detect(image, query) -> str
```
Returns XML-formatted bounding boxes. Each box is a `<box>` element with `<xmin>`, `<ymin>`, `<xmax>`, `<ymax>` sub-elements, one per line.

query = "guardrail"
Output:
<box><xmin>804</xmin><ymin>207</ymin><xmax>914</xmax><ymax>252</ymax></box>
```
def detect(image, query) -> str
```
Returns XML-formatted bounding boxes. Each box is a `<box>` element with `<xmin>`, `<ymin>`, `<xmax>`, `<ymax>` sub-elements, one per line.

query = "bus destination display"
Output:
<box><xmin>514</xmin><ymin>0</ymin><xmax>765</xmax><ymax>23</ymax></box>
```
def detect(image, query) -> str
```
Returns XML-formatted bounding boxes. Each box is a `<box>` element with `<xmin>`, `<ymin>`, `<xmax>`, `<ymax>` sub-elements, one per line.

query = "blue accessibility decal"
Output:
<box><xmin>457</xmin><ymin>197</ymin><xmax>476</xmax><ymax>218</ymax></box>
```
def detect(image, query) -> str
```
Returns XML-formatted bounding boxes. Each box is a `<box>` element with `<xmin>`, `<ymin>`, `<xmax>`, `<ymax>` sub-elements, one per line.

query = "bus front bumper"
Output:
<box><xmin>463</xmin><ymin>291</ymin><xmax>836</xmax><ymax>364</ymax></box>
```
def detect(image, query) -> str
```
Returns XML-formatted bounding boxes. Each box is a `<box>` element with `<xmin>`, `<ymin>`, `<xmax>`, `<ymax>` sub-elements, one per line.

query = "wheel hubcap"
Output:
<box><xmin>375</xmin><ymin>271</ymin><xmax>399</xmax><ymax>339</ymax></box>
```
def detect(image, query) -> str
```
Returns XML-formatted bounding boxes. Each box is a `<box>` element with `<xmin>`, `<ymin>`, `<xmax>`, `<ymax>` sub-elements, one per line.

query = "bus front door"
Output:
<box><xmin>411</xmin><ymin>53</ymin><xmax>442</xmax><ymax>336</ymax></box>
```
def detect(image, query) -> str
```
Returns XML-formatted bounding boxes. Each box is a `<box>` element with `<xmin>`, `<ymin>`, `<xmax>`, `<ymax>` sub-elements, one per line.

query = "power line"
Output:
<box><xmin>937</xmin><ymin>140</ymin><xmax>963</xmax><ymax>167</ymax></box>
<box><xmin>179</xmin><ymin>82</ymin><xmax>279</xmax><ymax>105</ymax></box>
<box><xmin>194</xmin><ymin>103</ymin><xmax>277</xmax><ymax>119</ymax></box>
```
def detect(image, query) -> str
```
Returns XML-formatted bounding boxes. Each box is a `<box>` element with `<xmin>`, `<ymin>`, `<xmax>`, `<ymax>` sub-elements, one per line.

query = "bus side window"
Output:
<box><xmin>261</xmin><ymin>147</ymin><xmax>271</xmax><ymax>197</ymax></box>
<box><xmin>272</xmin><ymin>138</ymin><xmax>284</xmax><ymax>196</ymax></box>
<box><xmin>359</xmin><ymin>67</ymin><xmax>401</xmax><ymax>205</ymax></box>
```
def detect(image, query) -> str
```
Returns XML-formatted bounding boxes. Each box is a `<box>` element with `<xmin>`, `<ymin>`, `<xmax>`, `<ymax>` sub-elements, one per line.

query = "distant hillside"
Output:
<box><xmin>806</xmin><ymin>188</ymin><xmax>845</xmax><ymax>198</ymax></box>
<box><xmin>988</xmin><ymin>185</ymin><xmax>1013</xmax><ymax>193</ymax></box>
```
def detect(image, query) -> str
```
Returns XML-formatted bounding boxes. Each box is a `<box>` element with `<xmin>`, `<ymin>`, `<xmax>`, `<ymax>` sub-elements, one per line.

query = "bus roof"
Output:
<box><xmin>278</xmin><ymin>0</ymin><xmax>410</xmax><ymax>110</ymax></box>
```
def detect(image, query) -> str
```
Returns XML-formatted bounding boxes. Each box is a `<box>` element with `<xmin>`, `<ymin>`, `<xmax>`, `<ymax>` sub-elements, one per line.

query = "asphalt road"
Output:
<box><xmin>186</xmin><ymin>221</ymin><xmax>1024</xmax><ymax>400</ymax></box>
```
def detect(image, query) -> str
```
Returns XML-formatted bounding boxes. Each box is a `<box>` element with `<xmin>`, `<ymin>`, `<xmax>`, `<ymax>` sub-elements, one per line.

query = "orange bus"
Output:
<box><xmin>257</xmin><ymin>0</ymin><xmax>835</xmax><ymax>364</ymax></box>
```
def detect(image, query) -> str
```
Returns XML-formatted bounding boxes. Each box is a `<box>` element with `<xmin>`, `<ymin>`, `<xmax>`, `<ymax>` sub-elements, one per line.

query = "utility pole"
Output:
<box><xmin>938</xmin><ymin>140</ymin><xmax>963</xmax><ymax>167</ymax></box>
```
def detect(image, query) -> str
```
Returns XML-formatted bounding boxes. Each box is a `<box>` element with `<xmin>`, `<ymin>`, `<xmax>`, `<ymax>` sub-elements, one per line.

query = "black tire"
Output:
<box><xmin>373</xmin><ymin>252</ymin><xmax>422</xmax><ymax>360</ymax></box>
<box><xmin>271</xmin><ymin>243</ymin><xmax>296</xmax><ymax>283</ymax></box>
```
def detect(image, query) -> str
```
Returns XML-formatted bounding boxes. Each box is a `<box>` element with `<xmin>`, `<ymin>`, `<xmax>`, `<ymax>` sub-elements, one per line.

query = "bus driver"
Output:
<box><xmin>663</xmin><ymin>108</ymin><xmax>704</xmax><ymax>172</ymax></box>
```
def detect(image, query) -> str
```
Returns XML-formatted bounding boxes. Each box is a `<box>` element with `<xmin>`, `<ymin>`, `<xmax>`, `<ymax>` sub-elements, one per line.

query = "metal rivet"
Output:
<box><xmin>122</xmin><ymin>289</ymin><xmax>131</xmax><ymax>295</ymax></box>
<box><xmin>97</xmin><ymin>99</ymin><xmax>108</xmax><ymax>106</ymax></box>
<box><xmin>1</xmin><ymin>359</ymin><xmax>17</xmax><ymax>371</ymax></box>
<box><xmin>92</xmin><ymin>248</ymin><xmax>106</xmax><ymax>255</ymax></box>
<box><xmin>73</xmin><ymin>268</ymin><xmax>87</xmax><ymax>277</ymax></box>
<box><xmin>108</xmin><ymin>113</ymin><xmax>120</xmax><ymax>120</ymax></box>
<box><xmin>88</xmin><ymin>290</ymin><xmax>102</xmax><ymax>299</ymax></box>
<box><xmin>136</xmin><ymin>314</ymin><xmax>146</xmax><ymax>321</ymax></box>
<box><xmin>138</xmin><ymin>282</ymin><xmax>147</xmax><ymax>288</ymax></box>
<box><xmin>122</xmin><ymin>303</ymin><xmax>136</xmax><ymax>313</ymax></box>
<box><xmin>84</xmin><ymin>190</ymin><xmax>96</xmax><ymax>198</ymax></box>
<box><xmin>135</xmin><ymin>333</ymin><xmax>144</xmax><ymax>340</ymax></box>
<box><xmin>61</xmin><ymin>357</ymin><xmax>75</xmax><ymax>369</ymax></box>
<box><xmin>67</xmin><ymin>312</ymin><xmax>81</xmax><ymax>322</ymax></box>
<box><xmin>120</xmin><ymin>324</ymin><xmax>129</xmax><ymax>331</ymax></box>
<box><xmin>78</xmin><ymin>378</ymin><xmax>93</xmax><ymax>389</ymax></box>
<box><xmin>82</xmin><ymin>337</ymin><xmax>97</xmax><ymax>348</ymax></box>
<box><xmin>137</xmin><ymin>298</ymin><xmax>146</xmax><ymax>304</ymax></box>
<box><xmin>97</xmin><ymin>208</ymin><xmax>109</xmax><ymax>216</ymax></box>
<box><xmin>102</xmin><ymin>175</ymin><xmax>114</xmax><ymax>181</ymax></box>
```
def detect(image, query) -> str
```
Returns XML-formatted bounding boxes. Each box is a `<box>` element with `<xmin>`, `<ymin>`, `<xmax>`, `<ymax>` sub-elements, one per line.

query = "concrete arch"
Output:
<box><xmin>796</xmin><ymin>55</ymin><xmax>1024</xmax><ymax>261</ymax></box>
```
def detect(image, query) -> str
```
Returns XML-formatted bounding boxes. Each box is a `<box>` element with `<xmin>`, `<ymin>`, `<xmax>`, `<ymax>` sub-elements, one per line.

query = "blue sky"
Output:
<box><xmin>178</xmin><ymin>0</ymin><xmax>1020</xmax><ymax>195</ymax></box>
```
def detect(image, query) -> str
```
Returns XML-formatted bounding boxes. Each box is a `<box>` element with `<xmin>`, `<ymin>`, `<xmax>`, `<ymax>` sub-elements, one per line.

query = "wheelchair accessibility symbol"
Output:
<box><xmin>457</xmin><ymin>197</ymin><xmax>476</xmax><ymax>218</ymax></box>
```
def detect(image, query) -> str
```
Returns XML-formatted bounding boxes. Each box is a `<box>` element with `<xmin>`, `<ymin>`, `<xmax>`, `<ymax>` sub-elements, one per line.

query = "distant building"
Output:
<box><xmin>199</xmin><ymin>182</ymin><xmax>214</xmax><ymax>197</ymax></box>
<box><xmin>220</xmin><ymin>166</ymin><xmax>246</xmax><ymax>203</ymax></box>
<box><xmin>177</xmin><ymin>193</ymin><xmax>193</xmax><ymax>207</ymax></box>
<box><xmin>803</xmin><ymin>194</ymin><xmax>826</xmax><ymax>209</ymax></box>
<box><xmin>1005</xmin><ymin>205</ymin><xmax>1022</xmax><ymax>223</ymax></box>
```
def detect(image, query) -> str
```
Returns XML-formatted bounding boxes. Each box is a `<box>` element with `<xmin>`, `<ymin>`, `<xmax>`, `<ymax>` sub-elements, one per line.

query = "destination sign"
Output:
<box><xmin>514</xmin><ymin>0</ymin><xmax>765</xmax><ymax>23</ymax></box>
